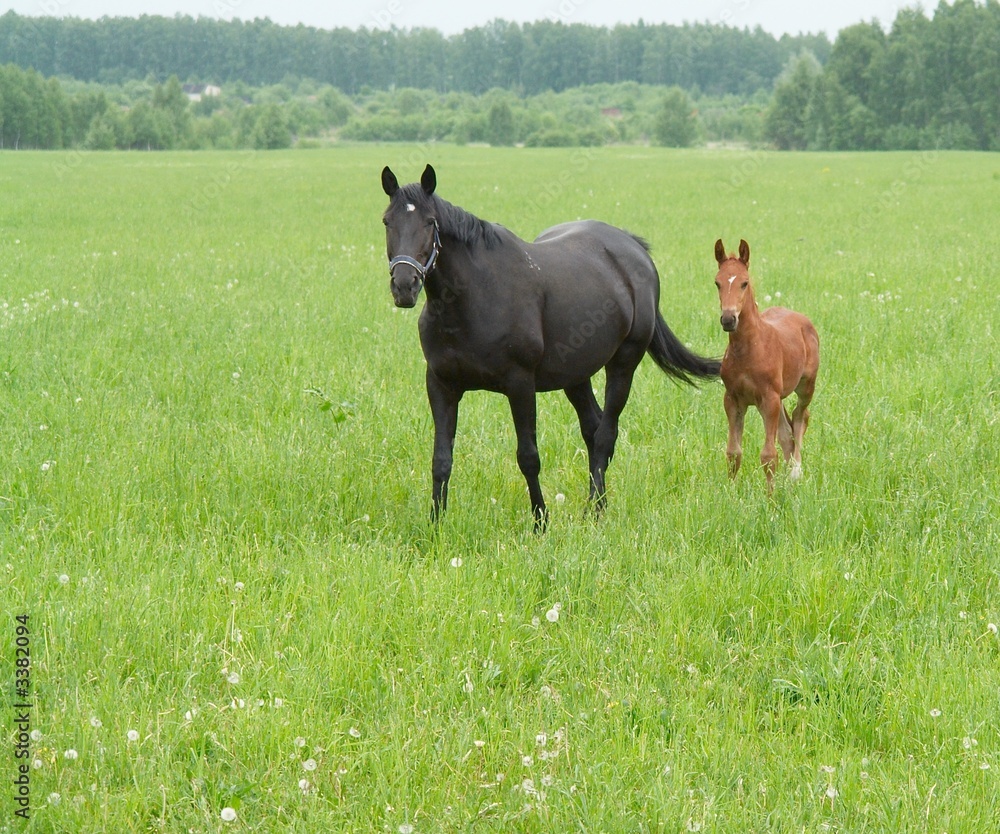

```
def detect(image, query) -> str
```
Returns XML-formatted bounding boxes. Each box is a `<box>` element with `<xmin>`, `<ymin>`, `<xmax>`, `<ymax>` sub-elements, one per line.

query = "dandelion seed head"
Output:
<box><xmin>48</xmin><ymin>793</ymin><xmax>61</xmax><ymax>805</ymax></box>
<box><xmin>930</xmin><ymin>708</ymin><xmax>942</xmax><ymax>718</ymax></box>
<box><xmin>63</xmin><ymin>749</ymin><xmax>78</xmax><ymax>760</ymax></box>
<box><xmin>30</xmin><ymin>729</ymin><xmax>42</xmax><ymax>742</ymax></box>
<box><xmin>227</xmin><ymin>672</ymin><xmax>240</xmax><ymax>685</ymax></box>
<box><xmin>348</xmin><ymin>726</ymin><xmax>361</xmax><ymax>739</ymax></box>
<box><xmin>545</xmin><ymin>607</ymin><xmax>559</xmax><ymax>623</ymax></box>
<box><xmin>303</xmin><ymin>758</ymin><xmax>317</xmax><ymax>771</ymax></box>
<box><xmin>220</xmin><ymin>807</ymin><xmax>237</xmax><ymax>822</ymax></box>
<box><xmin>294</xmin><ymin>736</ymin><xmax>306</xmax><ymax>748</ymax></box>
<box><xmin>58</xmin><ymin>573</ymin><xmax>69</xmax><ymax>584</ymax></box>
<box><xmin>450</xmin><ymin>557</ymin><xmax>463</xmax><ymax>568</ymax></box>
<box><xmin>399</xmin><ymin>825</ymin><xmax>415</xmax><ymax>834</ymax></box>
<box><xmin>90</xmin><ymin>717</ymin><xmax>102</xmax><ymax>728</ymax></box>
<box><xmin>127</xmin><ymin>730</ymin><xmax>139</xmax><ymax>742</ymax></box>
<box><xmin>988</xmin><ymin>623</ymin><xmax>998</xmax><ymax>635</ymax></box>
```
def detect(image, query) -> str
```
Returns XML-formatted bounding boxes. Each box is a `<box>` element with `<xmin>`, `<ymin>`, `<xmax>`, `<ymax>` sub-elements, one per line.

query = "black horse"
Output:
<box><xmin>381</xmin><ymin>164</ymin><xmax>719</xmax><ymax>528</ymax></box>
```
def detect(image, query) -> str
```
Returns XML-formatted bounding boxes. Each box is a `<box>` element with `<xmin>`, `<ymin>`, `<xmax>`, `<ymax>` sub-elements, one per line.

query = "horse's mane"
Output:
<box><xmin>397</xmin><ymin>184</ymin><xmax>503</xmax><ymax>250</ymax></box>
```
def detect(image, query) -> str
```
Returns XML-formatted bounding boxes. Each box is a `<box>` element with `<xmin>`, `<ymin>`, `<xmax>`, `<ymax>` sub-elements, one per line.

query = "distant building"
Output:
<box><xmin>183</xmin><ymin>84</ymin><xmax>222</xmax><ymax>102</ymax></box>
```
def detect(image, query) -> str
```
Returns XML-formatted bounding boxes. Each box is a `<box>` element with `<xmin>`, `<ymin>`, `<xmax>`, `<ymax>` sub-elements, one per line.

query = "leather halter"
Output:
<box><xmin>388</xmin><ymin>219</ymin><xmax>441</xmax><ymax>286</ymax></box>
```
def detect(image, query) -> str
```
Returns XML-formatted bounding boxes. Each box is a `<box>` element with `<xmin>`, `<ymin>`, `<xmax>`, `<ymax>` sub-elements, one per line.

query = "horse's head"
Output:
<box><xmin>381</xmin><ymin>164</ymin><xmax>441</xmax><ymax>308</ymax></box>
<box><xmin>714</xmin><ymin>238</ymin><xmax>751</xmax><ymax>332</ymax></box>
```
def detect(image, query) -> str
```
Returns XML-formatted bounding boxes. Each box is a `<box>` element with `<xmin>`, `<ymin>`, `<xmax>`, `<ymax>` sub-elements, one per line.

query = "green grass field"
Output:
<box><xmin>2</xmin><ymin>145</ymin><xmax>999</xmax><ymax>832</ymax></box>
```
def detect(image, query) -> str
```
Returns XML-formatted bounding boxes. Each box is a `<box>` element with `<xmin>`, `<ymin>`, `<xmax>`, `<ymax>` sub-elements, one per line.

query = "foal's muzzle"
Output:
<box><xmin>721</xmin><ymin>311</ymin><xmax>739</xmax><ymax>332</ymax></box>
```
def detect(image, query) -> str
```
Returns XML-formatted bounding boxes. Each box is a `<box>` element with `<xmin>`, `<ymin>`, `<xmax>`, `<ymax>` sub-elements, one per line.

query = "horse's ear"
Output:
<box><xmin>738</xmin><ymin>239</ymin><xmax>750</xmax><ymax>266</ymax></box>
<box><xmin>381</xmin><ymin>166</ymin><xmax>399</xmax><ymax>197</ymax></box>
<box><xmin>421</xmin><ymin>164</ymin><xmax>436</xmax><ymax>195</ymax></box>
<box><xmin>714</xmin><ymin>239</ymin><xmax>726</xmax><ymax>265</ymax></box>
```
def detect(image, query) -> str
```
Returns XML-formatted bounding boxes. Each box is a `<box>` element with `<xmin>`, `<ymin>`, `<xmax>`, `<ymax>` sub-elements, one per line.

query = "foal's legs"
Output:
<box><xmin>777</xmin><ymin>405</ymin><xmax>795</xmax><ymax>464</ymax></box>
<box><xmin>759</xmin><ymin>391</ymin><xmax>784</xmax><ymax>493</ymax></box>
<box><xmin>724</xmin><ymin>390</ymin><xmax>746</xmax><ymax>478</ymax></box>
<box><xmin>789</xmin><ymin>379</ymin><xmax>815</xmax><ymax>480</ymax></box>
<box><xmin>427</xmin><ymin>369</ymin><xmax>463</xmax><ymax>522</ymax></box>
<box><xmin>507</xmin><ymin>380</ymin><xmax>547</xmax><ymax>530</ymax></box>
<box><xmin>564</xmin><ymin>381</ymin><xmax>603</xmax><ymax>503</ymax></box>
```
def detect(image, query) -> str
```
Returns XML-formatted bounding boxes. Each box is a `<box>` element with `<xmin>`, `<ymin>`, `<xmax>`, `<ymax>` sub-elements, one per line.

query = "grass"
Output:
<box><xmin>1</xmin><ymin>145</ymin><xmax>999</xmax><ymax>832</ymax></box>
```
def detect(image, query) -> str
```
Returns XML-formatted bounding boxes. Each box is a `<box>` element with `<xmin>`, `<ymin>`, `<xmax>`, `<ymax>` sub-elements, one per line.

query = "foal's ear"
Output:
<box><xmin>738</xmin><ymin>239</ymin><xmax>750</xmax><ymax>266</ymax></box>
<box><xmin>421</xmin><ymin>164</ymin><xmax>437</xmax><ymax>195</ymax></box>
<box><xmin>381</xmin><ymin>166</ymin><xmax>399</xmax><ymax>197</ymax></box>
<box><xmin>714</xmin><ymin>239</ymin><xmax>726</xmax><ymax>265</ymax></box>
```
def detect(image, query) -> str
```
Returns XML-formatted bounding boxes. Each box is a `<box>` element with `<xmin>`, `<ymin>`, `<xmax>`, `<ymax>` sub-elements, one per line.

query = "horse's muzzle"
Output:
<box><xmin>721</xmin><ymin>312</ymin><xmax>739</xmax><ymax>332</ymax></box>
<box><xmin>390</xmin><ymin>273</ymin><xmax>423</xmax><ymax>308</ymax></box>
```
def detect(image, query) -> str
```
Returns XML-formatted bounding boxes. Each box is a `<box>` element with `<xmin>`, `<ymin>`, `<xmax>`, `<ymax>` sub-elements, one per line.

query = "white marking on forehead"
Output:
<box><xmin>405</xmin><ymin>203</ymin><xmax>416</xmax><ymax>212</ymax></box>
<box><xmin>728</xmin><ymin>275</ymin><xmax>737</xmax><ymax>286</ymax></box>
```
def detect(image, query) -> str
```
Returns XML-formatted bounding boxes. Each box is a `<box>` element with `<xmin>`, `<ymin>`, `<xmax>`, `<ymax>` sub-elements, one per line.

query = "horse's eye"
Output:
<box><xmin>382</xmin><ymin>217</ymin><xmax>389</xmax><ymax>226</ymax></box>
<box><xmin>715</xmin><ymin>282</ymin><xmax>721</xmax><ymax>289</ymax></box>
<box><xmin>741</xmin><ymin>282</ymin><xmax>748</xmax><ymax>290</ymax></box>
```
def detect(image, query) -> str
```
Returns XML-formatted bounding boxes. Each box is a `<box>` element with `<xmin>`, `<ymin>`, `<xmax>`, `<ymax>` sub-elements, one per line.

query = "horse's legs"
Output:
<box><xmin>507</xmin><ymin>383</ymin><xmax>547</xmax><ymax>530</ymax></box>
<box><xmin>427</xmin><ymin>369</ymin><xmax>463</xmax><ymax>522</ymax></box>
<box><xmin>592</xmin><ymin>345</ymin><xmax>643</xmax><ymax>512</ymax></box>
<box><xmin>759</xmin><ymin>391</ymin><xmax>783</xmax><ymax>493</ymax></box>
<box><xmin>724</xmin><ymin>390</ymin><xmax>745</xmax><ymax>479</ymax></box>
<box><xmin>564</xmin><ymin>381</ymin><xmax>603</xmax><ymax>503</ymax></box>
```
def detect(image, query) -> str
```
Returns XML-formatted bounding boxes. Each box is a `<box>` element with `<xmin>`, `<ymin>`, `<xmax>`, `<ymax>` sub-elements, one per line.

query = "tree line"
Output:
<box><xmin>0</xmin><ymin>2</ymin><xmax>997</xmax><ymax>151</ymax></box>
<box><xmin>767</xmin><ymin>1</ymin><xmax>1000</xmax><ymax>150</ymax></box>
<box><xmin>0</xmin><ymin>12</ymin><xmax>826</xmax><ymax>97</ymax></box>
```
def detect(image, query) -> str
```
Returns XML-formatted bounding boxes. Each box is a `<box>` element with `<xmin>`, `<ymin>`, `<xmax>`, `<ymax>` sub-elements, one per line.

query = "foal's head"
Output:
<box><xmin>381</xmin><ymin>164</ymin><xmax>441</xmax><ymax>308</ymax></box>
<box><xmin>714</xmin><ymin>238</ymin><xmax>752</xmax><ymax>333</ymax></box>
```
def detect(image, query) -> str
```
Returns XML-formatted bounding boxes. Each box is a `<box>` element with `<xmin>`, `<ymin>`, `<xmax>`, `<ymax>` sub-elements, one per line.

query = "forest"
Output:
<box><xmin>0</xmin><ymin>1</ymin><xmax>997</xmax><ymax>151</ymax></box>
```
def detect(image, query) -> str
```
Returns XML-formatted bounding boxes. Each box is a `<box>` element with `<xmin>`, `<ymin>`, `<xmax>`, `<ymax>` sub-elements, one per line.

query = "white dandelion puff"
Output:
<box><xmin>220</xmin><ymin>807</ymin><xmax>237</xmax><ymax>822</ymax></box>
<box><xmin>64</xmin><ymin>749</ymin><xmax>78</xmax><ymax>760</ymax></box>
<box><xmin>302</xmin><ymin>758</ymin><xmax>317</xmax><ymax>772</ymax></box>
<box><xmin>127</xmin><ymin>730</ymin><xmax>139</xmax><ymax>742</ymax></box>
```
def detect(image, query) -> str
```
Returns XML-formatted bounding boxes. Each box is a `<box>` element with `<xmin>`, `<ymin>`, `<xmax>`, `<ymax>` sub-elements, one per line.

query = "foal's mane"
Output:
<box><xmin>396</xmin><ymin>184</ymin><xmax>503</xmax><ymax>250</ymax></box>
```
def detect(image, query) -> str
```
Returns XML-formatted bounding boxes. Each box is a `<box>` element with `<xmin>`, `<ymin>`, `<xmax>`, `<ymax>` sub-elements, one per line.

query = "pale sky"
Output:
<box><xmin>8</xmin><ymin>0</ymin><xmax>917</xmax><ymax>38</ymax></box>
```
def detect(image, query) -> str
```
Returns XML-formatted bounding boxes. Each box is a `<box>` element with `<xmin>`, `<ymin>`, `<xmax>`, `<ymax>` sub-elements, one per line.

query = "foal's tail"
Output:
<box><xmin>647</xmin><ymin>311</ymin><xmax>721</xmax><ymax>385</ymax></box>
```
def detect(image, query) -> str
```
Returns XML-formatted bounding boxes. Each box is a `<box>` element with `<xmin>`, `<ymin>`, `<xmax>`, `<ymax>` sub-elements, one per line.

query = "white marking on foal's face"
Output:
<box><xmin>728</xmin><ymin>275</ymin><xmax>737</xmax><ymax>286</ymax></box>
<box><xmin>406</xmin><ymin>203</ymin><xmax>416</xmax><ymax>212</ymax></box>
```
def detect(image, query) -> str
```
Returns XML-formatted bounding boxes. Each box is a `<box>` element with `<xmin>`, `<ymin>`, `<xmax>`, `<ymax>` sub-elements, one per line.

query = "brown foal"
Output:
<box><xmin>714</xmin><ymin>239</ymin><xmax>820</xmax><ymax>492</ymax></box>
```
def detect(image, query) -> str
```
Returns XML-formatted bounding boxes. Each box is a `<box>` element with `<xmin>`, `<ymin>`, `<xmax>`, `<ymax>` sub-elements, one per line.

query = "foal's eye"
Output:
<box><xmin>741</xmin><ymin>282</ymin><xmax>748</xmax><ymax>290</ymax></box>
<box><xmin>382</xmin><ymin>217</ymin><xmax>389</xmax><ymax>226</ymax></box>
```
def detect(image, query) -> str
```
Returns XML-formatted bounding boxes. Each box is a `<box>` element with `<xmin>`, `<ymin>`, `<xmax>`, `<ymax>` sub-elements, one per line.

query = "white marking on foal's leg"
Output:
<box><xmin>790</xmin><ymin>461</ymin><xmax>803</xmax><ymax>481</ymax></box>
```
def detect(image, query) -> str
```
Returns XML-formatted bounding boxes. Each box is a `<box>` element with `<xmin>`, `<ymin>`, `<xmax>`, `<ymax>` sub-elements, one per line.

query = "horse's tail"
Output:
<box><xmin>647</xmin><ymin>311</ymin><xmax>721</xmax><ymax>385</ymax></box>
